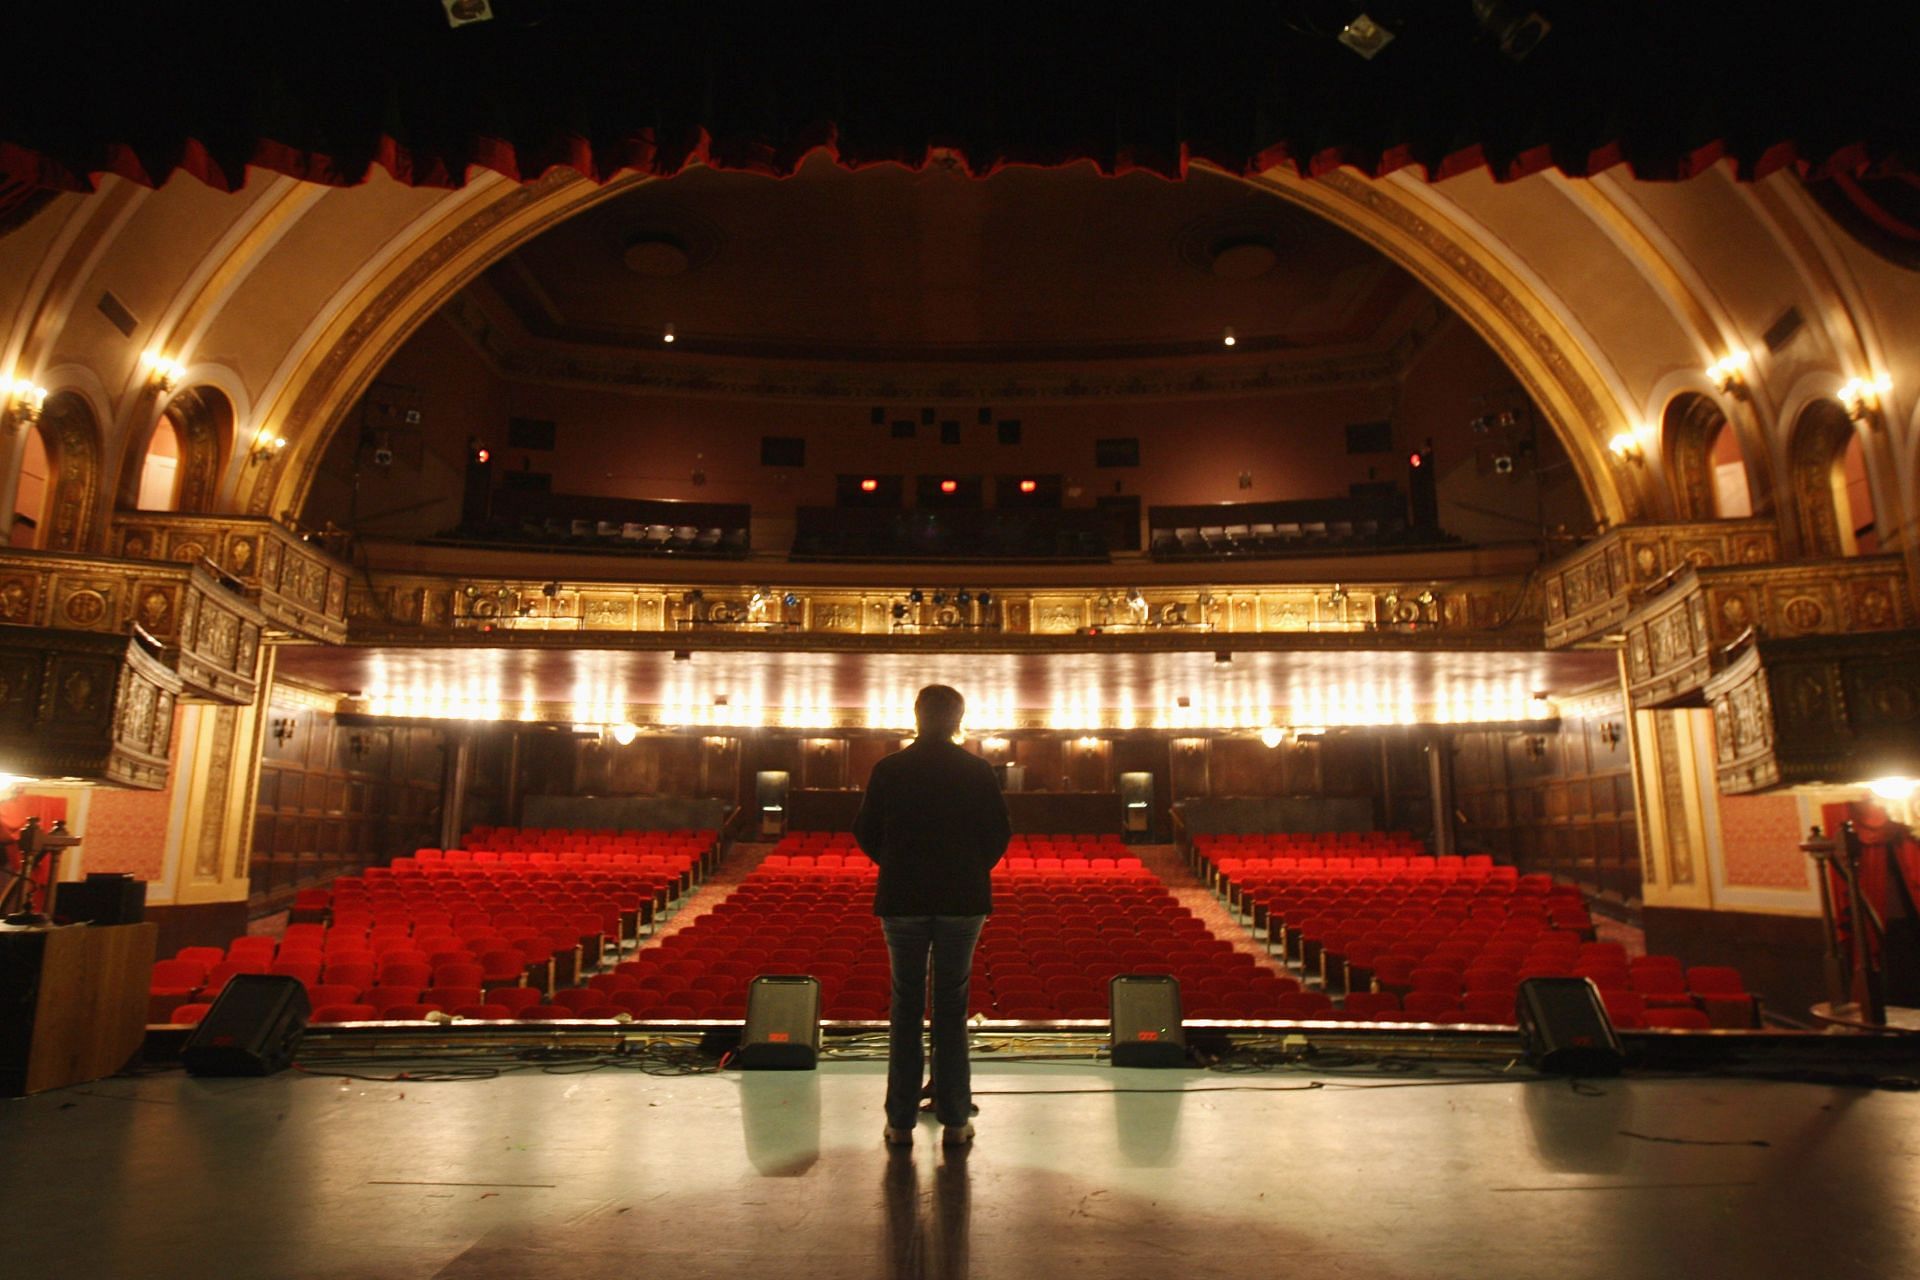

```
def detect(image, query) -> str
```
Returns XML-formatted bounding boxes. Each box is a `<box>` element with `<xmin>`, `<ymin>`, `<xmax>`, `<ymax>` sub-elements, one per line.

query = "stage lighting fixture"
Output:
<box><xmin>1019</xmin><ymin>478</ymin><xmax>1037</xmax><ymax>493</ymax></box>
<box><xmin>1336</xmin><ymin>12</ymin><xmax>1396</xmax><ymax>59</ymax></box>
<box><xmin>860</xmin><ymin>477</ymin><xmax>878</xmax><ymax>492</ymax></box>
<box><xmin>1471</xmin><ymin>0</ymin><xmax>1551</xmax><ymax>61</ymax></box>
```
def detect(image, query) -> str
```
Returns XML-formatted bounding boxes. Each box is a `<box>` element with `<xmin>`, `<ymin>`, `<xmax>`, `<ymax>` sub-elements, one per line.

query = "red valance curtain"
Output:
<box><xmin>2</xmin><ymin>1</ymin><xmax>1913</xmax><ymax>195</ymax></box>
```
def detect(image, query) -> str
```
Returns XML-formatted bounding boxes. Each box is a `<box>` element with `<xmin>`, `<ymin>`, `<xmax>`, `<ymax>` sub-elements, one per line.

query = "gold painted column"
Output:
<box><xmin>148</xmin><ymin>648</ymin><xmax>274</xmax><ymax>908</ymax></box>
<box><xmin>1629</xmin><ymin>706</ymin><xmax>1717</xmax><ymax>910</ymax></box>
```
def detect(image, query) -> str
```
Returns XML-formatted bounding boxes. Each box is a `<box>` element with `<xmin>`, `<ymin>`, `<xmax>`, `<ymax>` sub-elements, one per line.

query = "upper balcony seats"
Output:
<box><xmin>433</xmin><ymin>490</ymin><xmax>751</xmax><ymax>558</ymax></box>
<box><xmin>1149</xmin><ymin>490</ymin><xmax>1452</xmax><ymax>560</ymax></box>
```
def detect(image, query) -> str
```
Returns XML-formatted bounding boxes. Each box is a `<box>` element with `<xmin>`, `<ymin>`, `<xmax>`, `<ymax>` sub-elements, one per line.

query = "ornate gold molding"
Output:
<box><xmin>1620</xmin><ymin>556</ymin><xmax>1913</xmax><ymax>709</ymax></box>
<box><xmin>112</xmin><ymin>512</ymin><xmax>350</xmax><ymax>643</ymax></box>
<box><xmin>0</xmin><ymin>549</ymin><xmax>266</xmax><ymax>706</ymax></box>
<box><xmin>1542</xmin><ymin>518</ymin><xmax>1779</xmax><ymax>648</ymax></box>
<box><xmin>1704</xmin><ymin>630</ymin><xmax>1920</xmax><ymax>794</ymax></box>
<box><xmin>0</xmin><ymin>624</ymin><xmax>180</xmax><ymax>788</ymax></box>
<box><xmin>346</xmin><ymin>569</ymin><xmax>1540</xmax><ymax>648</ymax></box>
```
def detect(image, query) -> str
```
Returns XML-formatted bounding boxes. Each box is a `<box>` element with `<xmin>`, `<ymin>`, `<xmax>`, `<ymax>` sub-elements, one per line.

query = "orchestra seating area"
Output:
<box><xmin>150</xmin><ymin>823</ymin><xmax>1755</xmax><ymax>1033</ymax></box>
<box><xmin>604</xmin><ymin>831</ymin><xmax>1291</xmax><ymax>1020</ymax></box>
<box><xmin>1192</xmin><ymin>832</ymin><xmax>1760</xmax><ymax>1029</ymax></box>
<box><xmin>146</xmin><ymin>827</ymin><xmax>715</xmax><ymax>1025</ymax></box>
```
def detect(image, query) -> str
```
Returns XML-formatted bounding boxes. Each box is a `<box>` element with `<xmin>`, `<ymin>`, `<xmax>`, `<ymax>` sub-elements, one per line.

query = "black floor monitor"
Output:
<box><xmin>181</xmin><ymin>974</ymin><xmax>310</xmax><ymax>1077</ymax></box>
<box><xmin>1109</xmin><ymin>974</ymin><xmax>1187</xmax><ymax>1067</ymax></box>
<box><xmin>738</xmin><ymin>975</ymin><xmax>822</xmax><ymax>1069</ymax></box>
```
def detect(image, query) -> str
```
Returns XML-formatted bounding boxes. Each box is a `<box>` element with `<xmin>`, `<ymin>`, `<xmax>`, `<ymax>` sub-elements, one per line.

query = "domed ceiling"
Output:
<box><xmin>465</xmin><ymin>154</ymin><xmax>1434</xmax><ymax>365</ymax></box>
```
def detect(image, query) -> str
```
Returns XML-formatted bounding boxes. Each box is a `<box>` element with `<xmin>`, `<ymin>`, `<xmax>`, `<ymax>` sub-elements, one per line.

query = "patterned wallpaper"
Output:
<box><xmin>1717</xmin><ymin>792</ymin><xmax>1811</xmax><ymax>890</ymax></box>
<box><xmin>77</xmin><ymin>718</ymin><xmax>181</xmax><ymax>883</ymax></box>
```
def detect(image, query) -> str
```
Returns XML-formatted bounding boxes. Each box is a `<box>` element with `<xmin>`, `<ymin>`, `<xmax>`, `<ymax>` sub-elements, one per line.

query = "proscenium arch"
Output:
<box><xmin>248</xmin><ymin>162</ymin><xmax>1636</xmax><ymax>525</ymax></box>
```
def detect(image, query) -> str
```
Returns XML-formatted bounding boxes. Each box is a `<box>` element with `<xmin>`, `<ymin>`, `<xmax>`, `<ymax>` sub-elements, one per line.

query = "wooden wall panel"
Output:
<box><xmin>250</xmin><ymin>699</ymin><xmax>445</xmax><ymax>912</ymax></box>
<box><xmin>1453</xmin><ymin>696</ymin><xmax>1641</xmax><ymax>901</ymax></box>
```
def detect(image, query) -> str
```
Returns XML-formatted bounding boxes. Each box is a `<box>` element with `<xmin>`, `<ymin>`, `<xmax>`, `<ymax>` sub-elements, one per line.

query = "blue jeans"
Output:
<box><xmin>881</xmin><ymin>914</ymin><xmax>985</xmax><ymax>1129</ymax></box>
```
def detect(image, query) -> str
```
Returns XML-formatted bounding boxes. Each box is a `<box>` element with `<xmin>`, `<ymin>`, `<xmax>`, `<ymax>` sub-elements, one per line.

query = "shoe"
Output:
<box><xmin>941</xmin><ymin>1123</ymin><xmax>975</xmax><ymax>1146</ymax></box>
<box><xmin>883</xmin><ymin>1126</ymin><xmax>914</xmax><ymax>1146</ymax></box>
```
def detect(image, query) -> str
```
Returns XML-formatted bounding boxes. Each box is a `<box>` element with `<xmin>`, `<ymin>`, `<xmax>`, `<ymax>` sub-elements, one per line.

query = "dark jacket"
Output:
<box><xmin>853</xmin><ymin>737</ymin><xmax>1012</xmax><ymax>917</ymax></box>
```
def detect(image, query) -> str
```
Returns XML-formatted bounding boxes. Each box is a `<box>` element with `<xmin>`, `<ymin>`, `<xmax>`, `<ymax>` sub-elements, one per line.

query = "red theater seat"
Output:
<box><xmin>311</xmin><ymin>1004</ymin><xmax>378</xmax><ymax>1023</ymax></box>
<box><xmin>1641</xmin><ymin>1007</ymin><xmax>1712</xmax><ymax>1030</ymax></box>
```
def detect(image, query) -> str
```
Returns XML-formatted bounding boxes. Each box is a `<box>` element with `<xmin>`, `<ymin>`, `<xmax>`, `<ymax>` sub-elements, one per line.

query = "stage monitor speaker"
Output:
<box><xmin>1516</xmin><ymin>977</ymin><xmax>1624</xmax><ymax>1076</ymax></box>
<box><xmin>1109</xmin><ymin>974</ymin><xmax>1186</xmax><ymax>1067</ymax></box>
<box><xmin>181</xmin><ymin>974</ymin><xmax>310</xmax><ymax>1077</ymax></box>
<box><xmin>738</xmin><ymin>975</ymin><xmax>821</xmax><ymax>1069</ymax></box>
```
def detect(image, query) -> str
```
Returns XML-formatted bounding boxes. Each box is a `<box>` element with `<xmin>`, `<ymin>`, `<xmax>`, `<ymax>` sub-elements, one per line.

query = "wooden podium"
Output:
<box><xmin>0</xmin><ymin>922</ymin><xmax>157</xmax><ymax>1096</ymax></box>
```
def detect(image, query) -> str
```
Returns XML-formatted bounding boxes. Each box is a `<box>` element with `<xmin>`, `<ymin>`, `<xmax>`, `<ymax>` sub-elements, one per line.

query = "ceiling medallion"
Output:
<box><xmin>622</xmin><ymin>236</ymin><xmax>693</xmax><ymax>277</ymax></box>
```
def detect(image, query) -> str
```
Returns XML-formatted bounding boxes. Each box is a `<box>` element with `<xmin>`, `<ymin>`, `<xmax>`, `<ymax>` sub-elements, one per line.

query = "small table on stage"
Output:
<box><xmin>0</xmin><ymin>922</ymin><xmax>157</xmax><ymax>1095</ymax></box>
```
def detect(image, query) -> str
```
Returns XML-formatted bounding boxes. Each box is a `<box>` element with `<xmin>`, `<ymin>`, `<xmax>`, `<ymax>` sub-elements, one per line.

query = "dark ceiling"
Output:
<box><xmin>474</xmin><ymin>157</ymin><xmax>1425</xmax><ymax>360</ymax></box>
<box><xmin>2</xmin><ymin>3</ymin><xmax>1913</xmax><ymax>195</ymax></box>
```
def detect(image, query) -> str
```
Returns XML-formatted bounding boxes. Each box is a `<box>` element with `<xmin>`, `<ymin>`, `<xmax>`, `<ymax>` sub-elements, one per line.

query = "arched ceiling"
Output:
<box><xmin>470</xmin><ymin>156</ymin><xmax>1429</xmax><ymax>362</ymax></box>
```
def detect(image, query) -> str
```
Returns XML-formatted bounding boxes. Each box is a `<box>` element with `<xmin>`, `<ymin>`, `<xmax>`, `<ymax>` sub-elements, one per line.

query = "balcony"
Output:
<box><xmin>1541</xmin><ymin>519</ymin><xmax>1777</xmax><ymax>648</ymax></box>
<box><xmin>112</xmin><ymin>512</ymin><xmax>352</xmax><ymax>643</ymax></box>
<box><xmin>1619</xmin><ymin>555</ymin><xmax>1913</xmax><ymax>709</ymax></box>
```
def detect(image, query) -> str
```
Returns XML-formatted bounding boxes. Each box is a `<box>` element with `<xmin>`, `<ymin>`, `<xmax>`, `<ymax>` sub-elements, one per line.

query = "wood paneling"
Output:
<box><xmin>250</xmin><ymin>700</ymin><xmax>445</xmax><ymax>910</ymax></box>
<box><xmin>1453</xmin><ymin>699</ymin><xmax>1641</xmax><ymax>901</ymax></box>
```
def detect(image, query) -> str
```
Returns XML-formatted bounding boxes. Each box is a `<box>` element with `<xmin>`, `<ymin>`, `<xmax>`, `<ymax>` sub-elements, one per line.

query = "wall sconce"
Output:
<box><xmin>1598</xmin><ymin>721</ymin><xmax>1622</xmax><ymax>748</ymax></box>
<box><xmin>1706</xmin><ymin>351</ymin><xmax>1751</xmax><ymax>397</ymax></box>
<box><xmin>1607</xmin><ymin>428</ymin><xmax>1648</xmax><ymax>465</ymax></box>
<box><xmin>248</xmin><ymin>428</ymin><xmax>288</xmax><ymax>465</ymax></box>
<box><xmin>4</xmin><ymin>377</ymin><xmax>46</xmax><ymax>427</ymax></box>
<box><xmin>141</xmin><ymin>352</ymin><xmax>187</xmax><ymax>392</ymax></box>
<box><xmin>270</xmin><ymin>716</ymin><xmax>296</xmax><ymax>744</ymax></box>
<box><xmin>1839</xmin><ymin>373</ymin><xmax>1891</xmax><ymax>422</ymax></box>
<box><xmin>1258</xmin><ymin>725</ymin><xmax>1286</xmax><ymax>749</ymax></box>
<box><xmin>609</xmin><ymin>722</ymin><xmax>639</xmax><ymax>746</ymax></box>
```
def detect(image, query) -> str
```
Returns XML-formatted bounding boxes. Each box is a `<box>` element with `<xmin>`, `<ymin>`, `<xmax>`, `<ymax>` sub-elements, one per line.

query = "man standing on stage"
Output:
<box><xmin>854</xmin><ymin>684</ymin><xmax>1011</xmax><ymax>1148</ymax></box>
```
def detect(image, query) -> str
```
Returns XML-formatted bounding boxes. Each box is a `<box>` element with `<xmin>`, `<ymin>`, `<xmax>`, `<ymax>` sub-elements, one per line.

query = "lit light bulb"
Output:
<box><xmin>1259</xmin><ymin>725</ymin><xmax>1285</xmax><ymax>749</ymax></box>
<box><xmin>1867</xmin><ymin>776</ymin><xmax>1918</xmax><ymax>802</ymax></box>
<box><xmin>662</xmin><ymin>323</ymin><xmax>676</xmax><ymax>344</ymax></box>
<box><xmin>1222</xmin><ymin>326</ymin><xmax>1237</xmax><ymax>347</ymax></box>
<box><xmin>610</xmin><ymin>722</ymin><xmax>639</xmax><ymax>746</ymax></box>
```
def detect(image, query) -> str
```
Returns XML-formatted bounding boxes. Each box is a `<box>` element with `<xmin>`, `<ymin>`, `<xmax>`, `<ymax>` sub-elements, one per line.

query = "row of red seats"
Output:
<box><xmin>151</xmin><ymin>824</ymin><xmax>709</xmax><ymax>1023</ymax></box>
<box><xmin>1195</xmin><ymin>837</ymin><xmax>1760</xmax><ymax>1030</ymax></box>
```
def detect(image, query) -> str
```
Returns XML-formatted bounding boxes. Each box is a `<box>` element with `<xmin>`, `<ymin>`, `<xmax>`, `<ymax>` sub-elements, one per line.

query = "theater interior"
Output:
<box><xmin>2</xmin><ymin>6</ymin><xmax>1919</xmax><ymax>1278</ymax></box>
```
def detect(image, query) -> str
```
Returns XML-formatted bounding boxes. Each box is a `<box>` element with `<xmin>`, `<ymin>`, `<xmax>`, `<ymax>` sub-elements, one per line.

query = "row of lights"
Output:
<box><xmin>1610</xmin><ymin>354</ymin><xmax>1895</xmax><ymax>464</ymax></box>
<box><xmin>359</xmin><ymin>691</ymin><xmax>1553</xmax><ymax>732</ymax></box>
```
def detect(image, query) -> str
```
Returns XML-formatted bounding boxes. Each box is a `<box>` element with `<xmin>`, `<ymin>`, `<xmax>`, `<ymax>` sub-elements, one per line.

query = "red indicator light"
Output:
<box><xmin>860</xmin><ymin>477</ymin><xmax>878</xmax><ymax>492</ymax></box>
<box><xmin>475</xmin><ymin>448</ymin><xmax>490</xmax><ymax>464</ymax></box>
<box><xmin>1018</xmin><ymin>478</ymin><xmax>1037</xmax><ymax>493</ymax></box>
<box><xmin>1409</xmin><ymin>452</ymin><xmax>1422</xmax><ymax>468</ymax></box>
<box><xmin>940</xmin><ymin>479</ymin><xmax>958</xmax><ymax>493</ymax></box>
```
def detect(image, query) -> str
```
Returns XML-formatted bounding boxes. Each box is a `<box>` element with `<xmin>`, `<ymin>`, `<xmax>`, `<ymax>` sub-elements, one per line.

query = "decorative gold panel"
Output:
<box><xmin>0</xmin><ymin>624</ymin><xmax>182</xmax><ymax>789</ymax></box>
<box><xmin>1618</xmin><ymin>555</ymin><xmax>1912</xmax><ymax>710</ymax></box>
<box><xmin>113</xmin><ymin>512</ymin><xmax>350</xmax><ymax>643</ymax></box>
<box><xmin>1543</xmin><ymin>519</ymin><xmax>1777</xmax><ymax>648</ymax></box>
<box><xmin>343</xmin><ymin>572</ymin><xmax>1537</xmax><ymax>648</ymax></box>
<box><xmin>1705</xmin><ymin>630</ymin><xmax>1920</xmax><ymax>795</ymax></box>
<box><xmin>0</xmin><ymin>552</ymin><xmax>264</xmax><ymax>706</ymax></box>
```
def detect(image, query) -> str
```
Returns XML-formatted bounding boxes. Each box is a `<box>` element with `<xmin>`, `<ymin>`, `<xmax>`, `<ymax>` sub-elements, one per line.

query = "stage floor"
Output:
<box><xmin>2</xmin><ymin>1056</ymin><xmax>1915</xmax><ymax>1280</ymax></box>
